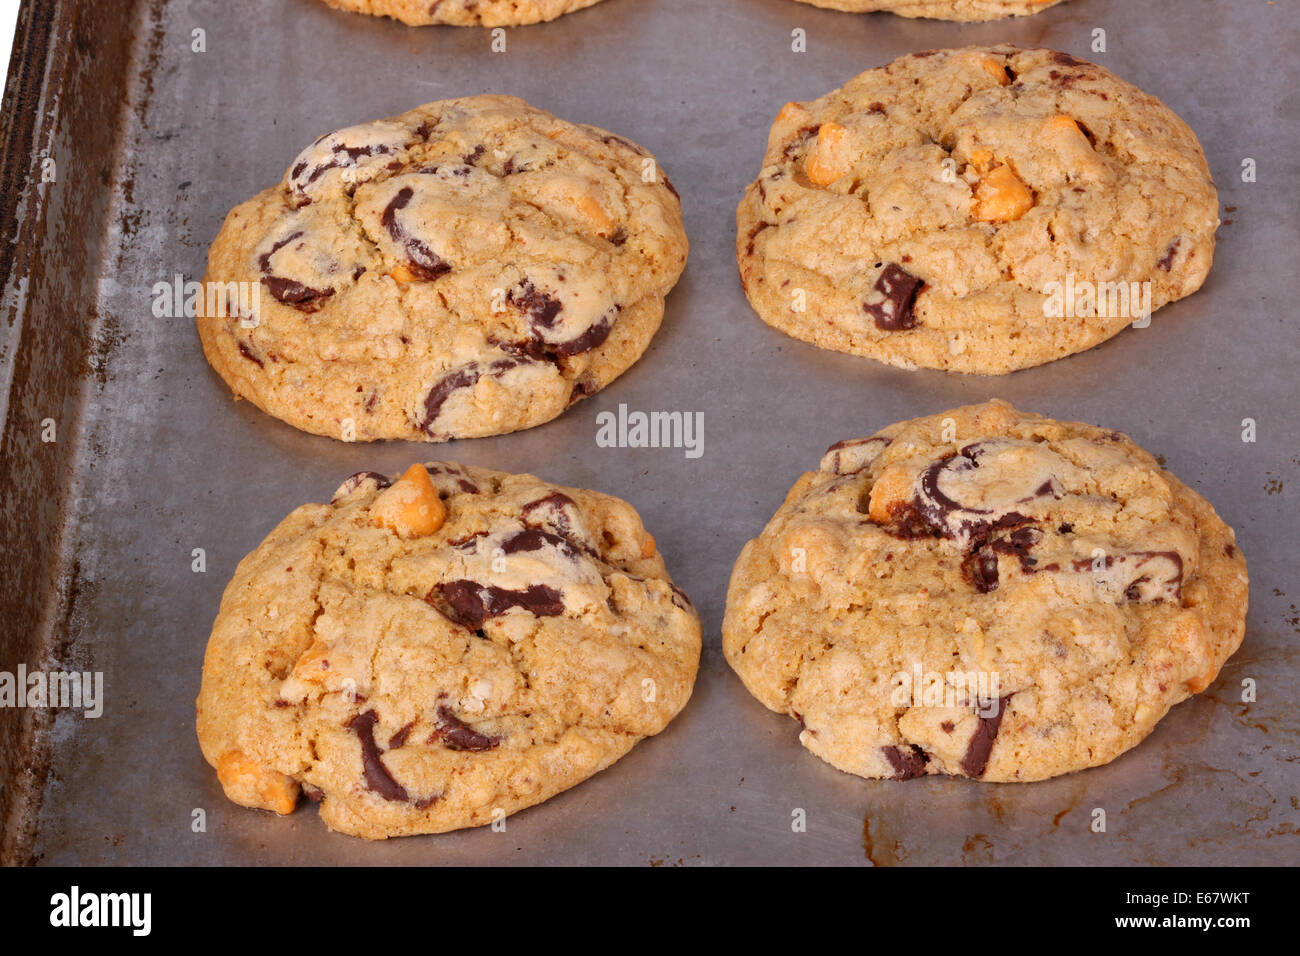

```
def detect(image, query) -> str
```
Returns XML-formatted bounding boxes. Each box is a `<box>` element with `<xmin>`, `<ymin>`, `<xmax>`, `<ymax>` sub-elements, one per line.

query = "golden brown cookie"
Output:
<box><xmin>723</xmin><ymin>400</ymin><xmax>1248</xmax><ymax>783</ymax></box>
<box><xmin>197</xmin><ymin>462</ymin><xmax>701</xmax><ymax>838</ymax></box>
<box><xmin>738</xmin><ymin>47</ymin><xmax>1218</xmax><ymax>374</ymax></box>
<box><xmin>199</xmin><ymin>95</ymin><xmax>687</xmax><ymax>441</ymax></box>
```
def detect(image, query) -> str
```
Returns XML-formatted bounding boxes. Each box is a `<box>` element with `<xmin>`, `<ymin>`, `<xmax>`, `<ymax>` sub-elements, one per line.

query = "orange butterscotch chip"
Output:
<box><xmin>973</xmin><ymin>163</ymin><xmax>1034</xmax><ymax>223</ymax></box>
<box><xmin>216</xmin><ymin>751</ymin><xmax>299</xmax><ymax>815</ymax></box>
<box><xmin>866</xmin><ymin>466</ymin><xmax>915</xmax><ymax>525</ymax></box>
<box><xmin>388</xmin><ymin>263</ymin><xmax>417</xmax><ymax>284</ymax></box>
<box><xmin>804</xmin><ymin>122</ymin><xmax>851</xmax><ymax>187</ymax></box>
<box><xmin>978</xmin><ymin>55</ymin><xmax>1012</xmax><ymax>85</ymax></box>
<box><xmin>372</xmin><ymin>464</ymin><xmax>447</xmax><ymax>538</ymax></box>
<box><xmin>775</xmin><ymin>101</ymin><xmax>808</xmax><ymax>126</ymax></box>
<box><xmin>576</xmin><ymin>192</ymin><xmax>617</xmax><ymax>236</ymax></box>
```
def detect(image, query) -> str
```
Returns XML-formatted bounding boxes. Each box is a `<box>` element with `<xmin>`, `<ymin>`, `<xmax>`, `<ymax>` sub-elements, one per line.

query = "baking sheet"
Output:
<box><xmin>14</xmin><ymin>0</ymin><xmax>1300</xmax><ymax>864</ymax></box>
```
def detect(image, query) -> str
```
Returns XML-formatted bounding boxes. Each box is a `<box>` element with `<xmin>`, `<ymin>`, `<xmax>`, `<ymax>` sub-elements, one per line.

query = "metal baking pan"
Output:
<box><xmin>1</xmin><ymin>0</ymin><xmax>1295</xmax><ymax>865</ymax></box>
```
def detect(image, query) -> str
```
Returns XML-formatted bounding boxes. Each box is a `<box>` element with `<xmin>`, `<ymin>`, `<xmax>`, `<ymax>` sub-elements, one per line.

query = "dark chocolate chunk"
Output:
<box><xmin>331</xmin><ymin>470</ymin><xmax>393</xmax><ymax>503</ymax></box>
<box><xmin>960</xmin><ymin>695</ymin><xmax>1012</xmax><ymax>778</ymax></box>
<box><xmin>883</xmin><ymin>745</ymin><xmax>930</xmax><ymax>781</ymax></box>
<box><xmin>864</xmin><ymin>263</ymin><xmax>924</xmax><ymax>331</ymax></box>
<box><xmin>420</xmin><ymin>358</ymin><xmax>521</xmax><ymax>435</ymax></box>
<box><xmin>382</xmin><ymin>185</ymin><xmax>452</xmax><ymax>280</ymax></box>
<box><xmin>261</xmin><ymin>275</ymin><xmax>334</xmax><ymax>312</ymax></box>
<box><xmin>430</xmin><ymin>704</ymin><xmax>500</xmax><ymax>752</ymax></box>
<box><xmin>500</xmin><ymin>528</ymin><xmax>581</xmax><ymax>560</ymax></box>
<box><xmin>346</xmin><ymin>710</ymin><xmax>409</xmax><ymax>802</ymax></box>
<box><xmin>237</xmin><ymin>342</ymin><xmax>264</xmax><ymax>368</ymax></box>
<box><xmin>434</xmin><ymin>580</ymin><xmax>565</xmax><ymax>627</ymax></box>
<box><xmin>965</xmin><ymin>550</ymin><xmax>1001</xmax><ymax>593</ymax></box>
<box><xmin>388</xmin><ymin>721</ymin><xmax>415</xmax><ymax>750</ymax></box>
<box><xmin>522</xmin><ymin>491</ymin><xmax>580</xmax><ymax>538</ymax></box>
<box><xmin>507</xmin><ymin>279</ymin><xmax>564</xmax><ymax>330</ymax></box>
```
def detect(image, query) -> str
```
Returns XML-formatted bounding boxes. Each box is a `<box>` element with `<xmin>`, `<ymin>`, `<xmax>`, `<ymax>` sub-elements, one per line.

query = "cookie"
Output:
<box><xmin>196</xmin><ymin>462</ymin><xmax>700</xmax><ymax>838</ymax></box>
<box><xmin>722</xmin><ymin>400</ymin><xmax>1248</xmax><ymax>783</ymax></box>
<box><xmin>317</xmin><ymin>0</ymin><xmax>609</xmax><ymax>27</ymax></box>
<box><xmin>737</xmin><ymin>47</ymin><xmax>1219</xmax><ymax>374</ymax></box>
<box><xmin>790</xmin><ymin>0</ymin><xmax>1065</xmax><ymax>20</ymax></box>
<box><xmin>198</xmin><ymin>95</ymin><xmax>687</xmax><ymax>442</ymax></box>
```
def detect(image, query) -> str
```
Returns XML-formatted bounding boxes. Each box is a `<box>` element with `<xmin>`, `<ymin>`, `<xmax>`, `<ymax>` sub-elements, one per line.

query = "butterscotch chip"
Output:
<box><xmin>196</xmin><ymin>463</ymin><xmax>700</xmax><ymax>839</ymax></box>
<box><xmin>737</xmin><ymin>46</ymin><xmax>1219</xmax><ymax>374</ymax></box>
<box><xmin>722</xmin><ymin>400</ymin><xmax>1248</xmax><ymax>783</ymax></box>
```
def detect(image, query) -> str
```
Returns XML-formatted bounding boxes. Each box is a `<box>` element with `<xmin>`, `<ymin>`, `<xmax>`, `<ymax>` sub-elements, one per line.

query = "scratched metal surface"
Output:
<box><xmin>26</xmin><ymin>0</ymin><xmax>1299</xmax><ymax>864</ymax></box>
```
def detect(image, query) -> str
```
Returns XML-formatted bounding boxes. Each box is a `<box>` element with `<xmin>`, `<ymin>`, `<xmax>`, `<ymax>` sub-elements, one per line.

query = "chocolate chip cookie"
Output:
<box><xmin>722</xmin><ymin>400</ymin><xmax>1248</xmax><ymax>783</ymax></box>
<box><xmin>198</xmin><ymin>95</ymin><xmax>687</xmax><ymax>441</ymax></box>
<box><xmin>196</xmin><ymin>462</ymin><xmax>700</xmax><ymax>838</ymax></box>
<box><xmin>791</xmin><ymin>0</ymin><xmax>1066</xmax><ymax>19</ymax></box>
<box><xmin>318</xmin><ymin>0</ymin><xmax>609</xmax><ymax>27</ymax></box>
<box><xmin>737</xmin><ymin>47</ymin><xmax>1219</xmax><ymax>374</ymax></box>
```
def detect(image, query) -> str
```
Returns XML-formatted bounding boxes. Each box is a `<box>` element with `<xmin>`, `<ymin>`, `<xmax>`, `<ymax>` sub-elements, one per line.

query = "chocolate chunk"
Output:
<box><xmin>435</xmin><ymin>580</ymin><xmax>564</xmax><ymax>627</ymax></box>
<box><xmin>261</xmin><ymin>275</ymin><xmax>334</xmax><ymax>312</ymax></box>
<box><xmin>382</xmin><ymin>186</ymin><xmax>452</xmax><ymax>280</ymax></box>
<box><xmin>669</xmin><ymin>583</ymin><xmax>693</xmax><ymax>611</ymax></box>
<box><xmin>1069</xmin><ymin>549</ymin><xmax>1183</xmax><ymax>602</ymax></box>
<box><xmin>331</xmin><ymin>470</ymin><xmax>393</xmax><ymax>503</ymax></box>
<box><xmin>388</xmin><ymin>721</ymin><xmax>415</xmax><ymax>750</ymax></box>
<box><xmin>422</xmin><ymin>365</ymin><xmax>480</xmax><ymax>430</ymax></box>
<box><xmin>346</xmin><ymin>710</ymin><xmax>409</xmax><ymax>802</ymax></box>
<box><xmin>507</xmin><ymin>279</ymin><xmax>564</xmax><ymax>330</ymax></box>
<box><xmin>964</xmin><ymin>550</ymin><xmax>1001</xmax><ymax>593</ymax></box>
<box><xmin>551</xmin><ymin>310</ymin><xmax>615</xmax><ymax>357</ymax></box>
<box><xmin>608</xmin><ymin>226</ymin><xmax>628</xmax><ymax>247</ymax></box>
<box><xmin>961</xmin><ymin>695</ymin><xmax>1012</xmax><ymax>778</ymax></box>
<box><xmin>883</xmin><ymin>745</ymin><xmax>930</xmax><ymax>781</ymax></box>
<box><xmin>463</xmin><ymin>144</ymin><xmax>485</xmax><ymax>165</ymax></box>
<box><xmin>425</xmin><ymin>463</ymin><xmax>481</xmax><ymax>495</ymax></box>
<box><xmin>420</xmin><ymin>358</ymin><xmax>521</xmax><ymax>435</ymax></box>
<box><xmin>822</xmin><ymin>437</ymin><xmax>892</xmax><ymax>476</ymax></box>
<box><xmin>430</xmin><ymin>704</ymin><xmax>500</xmax><ymax>752</ymax></box>
<box><xmin>522</xmin><ymin>491</ymin><xmax>580</xmax><ymax>538</ymax></box>
<box><xmin>500</xmin><ymin>528</ymin><xmax>581</xmax><ymax>560</ymax></box>
<box><xmin>1050</xmin><ymin>51</ymin><xmax>1087</xmax><ymax>67</ymax></box>
<box><xmin>745</xmin><ymin>221</ymin><xmax>770</xmax><ymax>256</ymax></box>
<box><xmin>864</xmin><ymin>263</ymin><xmax>924</xmax><ymax>331</ymax></box>
<box><xmin>237</xmin><ymin>342</ymin><xmax>264</xmax><ymax>368</ymax></box>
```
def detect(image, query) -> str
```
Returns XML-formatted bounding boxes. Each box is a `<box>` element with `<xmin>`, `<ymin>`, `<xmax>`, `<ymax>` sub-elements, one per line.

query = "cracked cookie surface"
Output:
<box><xmin>791</xmin><ymin>0</ymin><xmax>1065</xmax><ymax>20</ymax></box>
<box><xmin>722</xmin><ymin>400</ymin><xmax>1248</xmax><ymax>783</ymax></box>
<box><xmin>199</xmin><ymin>95</ymin><xmax>687</xmax><ymax>441</ymax></box>
<box><xmin>196</xmin><ymin>462</ymin><xmax>700</xmax><ymax>838</ymax></box>
<box><xmin>318</xmin><ymin>0</ymin><xmax>609</xmax><ymax>27</ymax></box>
<box><xmin>737</xmin><ymin>47</ymin><xmax>1218</xmax><ymax>374</ymax></box>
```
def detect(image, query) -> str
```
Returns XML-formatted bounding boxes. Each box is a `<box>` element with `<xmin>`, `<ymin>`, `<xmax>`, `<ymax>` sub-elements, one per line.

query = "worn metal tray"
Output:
<box><xmin>1</xmin><ymin>0</ymin><xmax>1296</xmax><ymax>865</ymax></box>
